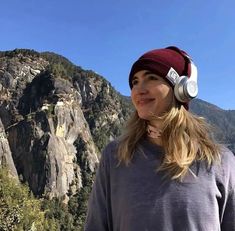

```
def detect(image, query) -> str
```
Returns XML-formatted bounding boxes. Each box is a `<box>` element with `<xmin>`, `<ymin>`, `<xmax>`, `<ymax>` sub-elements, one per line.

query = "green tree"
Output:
<box><xmin>0</xmin><ymin>168</ymin><xmax>58</xmax><ymax>231</ymax></box>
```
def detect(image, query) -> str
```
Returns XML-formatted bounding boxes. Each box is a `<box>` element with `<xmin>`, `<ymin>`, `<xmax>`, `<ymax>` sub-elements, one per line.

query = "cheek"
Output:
<box><xmin>155</xmin><ymin>86</ymin><xmax>174</xmax><ymax>107</ymax></box>
<box><xmin>163</xmin><ymin>89</ymin><xmax>174</xmax><ymax>107</ymax></box>
<box><xmin>154</xmin><ymin>85</ymin><xmax>171</xmax><ymax>97</ymax></box>
<box><xmin>130</xmin><ymin>90</ymin><xmax>136</xmax><ymax>104</ymax></box>
<box><xmin>163</xmin><ymin>88</ymin><xmax>173</xmax><ymax>99</ymax></box>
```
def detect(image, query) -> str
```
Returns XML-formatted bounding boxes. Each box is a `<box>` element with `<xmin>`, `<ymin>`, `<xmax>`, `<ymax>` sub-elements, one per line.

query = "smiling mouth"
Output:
<box><xmin>137</xmin><ymin>98</ymin><xmax>155</xmax><ymax>106</ymax></box>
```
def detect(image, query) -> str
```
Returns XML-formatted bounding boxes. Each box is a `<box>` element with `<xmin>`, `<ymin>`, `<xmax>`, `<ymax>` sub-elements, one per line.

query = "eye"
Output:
<box><xmin>148</xmin><ymin>75</ymin><xmax>160</xmax><ymax>81</ymax></box>
<box><xmin>132</xmin><ymin>79</ymin><xmax>138</xmax><ymax>86</ymax></box>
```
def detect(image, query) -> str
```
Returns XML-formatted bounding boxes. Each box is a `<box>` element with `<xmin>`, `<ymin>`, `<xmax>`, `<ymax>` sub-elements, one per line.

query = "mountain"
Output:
<box><xmin>0</xmin><ymin>49</ymin><xmax>133</xmax><ymax>229</ymax></box>
<box><xmin>190</xmin><ymin>99</ymin><xmax>235</xmax><ymax>152</ymax></box>
<box><xmin>0</xmin><ymin>49</ymin><xmax>234</xmax><ymax>229</ymax></box>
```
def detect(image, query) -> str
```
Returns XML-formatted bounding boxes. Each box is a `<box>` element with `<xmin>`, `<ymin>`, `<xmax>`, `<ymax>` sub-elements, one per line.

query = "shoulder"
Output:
<box><xmin>219</xmin><ymin>146</ymin><xmax>235</xmax><ymax>168</ymax></box>
<box><xmin>103</xmin><ymin>140</ymin><xmax>119</xmax><ymax>154</ymax></box>
<box><xmin>215</xmin><ymin>146</ymin><xmax>235</xmax><ymax>187</ymax></box>
<box><xmin>99</xmin><ymin>140</ymin><xmax>119</xmax><ymax>166</ymax></box>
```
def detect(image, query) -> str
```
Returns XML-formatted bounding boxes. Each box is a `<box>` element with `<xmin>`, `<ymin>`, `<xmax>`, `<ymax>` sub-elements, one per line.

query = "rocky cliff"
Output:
<box><xmin>0</xmin><ymin>49</ymin><xmax>132</xmax><ymax>201</ymax></box>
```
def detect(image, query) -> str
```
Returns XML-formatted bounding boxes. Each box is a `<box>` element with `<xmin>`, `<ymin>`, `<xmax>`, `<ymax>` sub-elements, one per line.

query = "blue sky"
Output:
<box><xmin>1</xmin><ymin>0</ymin><xmax>235</xmax><ymax>110</ymax></box>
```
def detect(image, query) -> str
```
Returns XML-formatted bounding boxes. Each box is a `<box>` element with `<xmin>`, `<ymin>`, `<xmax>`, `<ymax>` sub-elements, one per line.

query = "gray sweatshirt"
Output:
<box><xmin>84</xmin><ymin>139</ymin><xmax>235</xmax><ymax>231</ymax></box>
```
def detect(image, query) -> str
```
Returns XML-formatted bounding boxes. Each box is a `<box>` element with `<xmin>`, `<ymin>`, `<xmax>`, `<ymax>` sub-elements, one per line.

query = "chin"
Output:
<box><xmin>137</xmin><ymin>110</ymin><xmax>163</xmax><ymax>121</ymax></box>
<box><xmin>137</xmin><ymin>112</ymin><xmax>154</xmax><ymax>120</ymax></box>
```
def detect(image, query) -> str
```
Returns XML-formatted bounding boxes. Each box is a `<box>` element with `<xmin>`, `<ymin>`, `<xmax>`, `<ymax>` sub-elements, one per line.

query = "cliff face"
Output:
<box><xmin>0</xmin><ymin>50</ymin><xmax>132</xmax><ymax>199</ymax></box>
<box><xmin>0</xmin><ymin>118</ymin><xmax>18</xmax><ymax>177</ymax></box>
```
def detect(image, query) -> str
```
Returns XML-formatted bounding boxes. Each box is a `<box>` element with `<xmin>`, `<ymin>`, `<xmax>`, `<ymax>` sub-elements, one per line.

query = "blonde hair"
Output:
<box><xmin>117</xmin><ymin>104</ymin><xmax>221</xmax><ymax>180</ymax></box>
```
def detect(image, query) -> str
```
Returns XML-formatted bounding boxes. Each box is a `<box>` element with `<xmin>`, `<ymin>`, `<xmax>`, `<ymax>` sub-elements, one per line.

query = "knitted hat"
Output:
<box><xmin>129</xmin><ymin>46</ymin><xmax>193</xmax><ymax>108</ymax></box>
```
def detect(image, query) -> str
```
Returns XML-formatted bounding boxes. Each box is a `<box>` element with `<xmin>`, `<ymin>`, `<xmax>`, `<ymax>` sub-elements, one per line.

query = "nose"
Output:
<box><xmin>134</xmin><ymin>82</ymin><xmax>148</xmax><ymax>94</ymax></box>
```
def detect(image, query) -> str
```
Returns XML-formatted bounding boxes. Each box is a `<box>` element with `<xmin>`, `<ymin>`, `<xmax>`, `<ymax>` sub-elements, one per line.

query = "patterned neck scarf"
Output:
<box><xmin>147</xmin><ymin>124</ymin><xmax>162</xmax><ymax>139</ymax></box>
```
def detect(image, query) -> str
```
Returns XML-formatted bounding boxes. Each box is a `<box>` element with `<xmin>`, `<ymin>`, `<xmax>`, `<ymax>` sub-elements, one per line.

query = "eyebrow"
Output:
<box><xmin>143</xmin><ymin>71</ymin><xmax>155</xmax><ymax>76</ymax></box>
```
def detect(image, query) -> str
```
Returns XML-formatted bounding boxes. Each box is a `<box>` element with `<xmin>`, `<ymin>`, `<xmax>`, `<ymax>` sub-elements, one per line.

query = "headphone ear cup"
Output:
<box><xmin>174</xmin><ymin>76</ymin><xmax>198</xmax><ymax>103</ymax></box>
<box><xmin>174</xmin><ymin>76</ymin><xmax>188</xmax><ymax>103</ymax></box>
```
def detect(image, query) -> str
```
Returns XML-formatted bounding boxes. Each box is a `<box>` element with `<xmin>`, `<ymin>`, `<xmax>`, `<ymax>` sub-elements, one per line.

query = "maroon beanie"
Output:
<box><xmin>129</xmin><ymin>46</ymin><xmax>193</xmax><ymax>109</ymax></box>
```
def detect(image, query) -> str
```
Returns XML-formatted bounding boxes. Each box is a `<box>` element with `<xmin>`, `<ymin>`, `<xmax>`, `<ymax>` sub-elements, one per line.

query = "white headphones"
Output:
<box><xmin>165</xmin><ymin>49</ymin><xmax>198</xmax><ymax>103</ymax></box>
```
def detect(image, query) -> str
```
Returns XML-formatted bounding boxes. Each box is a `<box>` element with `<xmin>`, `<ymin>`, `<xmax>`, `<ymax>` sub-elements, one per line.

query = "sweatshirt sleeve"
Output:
<box><xmin>84</xmin><ymin>144</ymin><xmax>112</xmax><ymax>231</ymax></box>
<box><xmin>219</xmin><ymin>148</ymin><xmax>235</xmax><ymax>231</ymax></box>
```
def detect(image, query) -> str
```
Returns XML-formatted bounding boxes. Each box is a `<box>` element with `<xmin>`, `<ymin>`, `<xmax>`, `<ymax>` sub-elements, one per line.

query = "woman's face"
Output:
<box><xmin>131</xmin><ymin>70</ymin><xmax>174</xmax><ymax>121</ymax></box>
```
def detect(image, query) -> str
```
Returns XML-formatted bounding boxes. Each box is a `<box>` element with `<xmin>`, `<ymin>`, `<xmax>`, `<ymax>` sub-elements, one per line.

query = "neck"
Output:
<box><xmin>148</xmin><ymin>119</ymin><xmax>163</xmax><ymax>129</ymax></box>
<box><xmin>148</xmin><ymin>136</ymin><xmax>163</xmax><ymax>146</ymax></box>
<box><xmin>146</xmin><ymin>122</ymin><xmax>163</xmax><ymax>146</ymax></box>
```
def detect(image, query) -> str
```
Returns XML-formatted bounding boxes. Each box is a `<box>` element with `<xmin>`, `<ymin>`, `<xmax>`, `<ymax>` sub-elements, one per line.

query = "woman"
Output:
<box><xmin>84</xmin><ymin>46</ymin><xmax>235</xmax><ymax>231</ymax></box>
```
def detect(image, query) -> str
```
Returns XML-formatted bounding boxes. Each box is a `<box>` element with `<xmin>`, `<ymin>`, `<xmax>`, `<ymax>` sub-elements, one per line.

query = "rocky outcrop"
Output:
<box><xmin>0</xmin><ymin>118</ymin><xmax>18</xmax><ymax>178</ymax></box>
<box><xmin>0</xmin><ymin>49</ymin><xmax>131</xmax><ymax>200</ymax></box>
<box><xmin>77</xmin><ymin>72</ymin><xmax>131</xmax><ymax>151</ymax></box>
